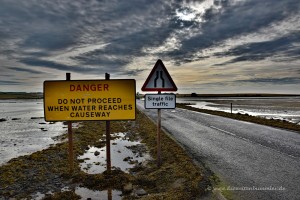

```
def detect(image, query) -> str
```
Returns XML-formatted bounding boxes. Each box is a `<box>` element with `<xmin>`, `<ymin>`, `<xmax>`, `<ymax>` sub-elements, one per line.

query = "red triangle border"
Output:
<box><xmin>141</xmin><ymin>59</ymin><xmax>177</xmax><ymax>92</ymax></box>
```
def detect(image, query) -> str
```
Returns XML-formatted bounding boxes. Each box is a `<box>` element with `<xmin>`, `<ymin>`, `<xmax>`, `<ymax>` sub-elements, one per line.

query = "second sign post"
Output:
<box><xmin>142</xmin><ymin>59</ymin><xmax>177</xmax><ymax>167</ymax></box>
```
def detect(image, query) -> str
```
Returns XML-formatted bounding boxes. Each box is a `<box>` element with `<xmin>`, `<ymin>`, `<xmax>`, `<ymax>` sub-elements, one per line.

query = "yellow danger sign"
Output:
<box><xmin>44</xmin><ymin>79</ymin><xmax>136</xmax><ymax>121</ymax></box>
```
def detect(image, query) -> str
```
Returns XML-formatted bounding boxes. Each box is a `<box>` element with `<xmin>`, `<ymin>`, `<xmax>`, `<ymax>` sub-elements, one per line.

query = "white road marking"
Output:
<box><xmin>209</xmin><ymin>126</ymin><xmax>298</xmax><ymax>159</ymax></box>
<box><xmin>210</xmin><ymin>126</ymin><xmax>236</xmax><ymax>136</ymax></box>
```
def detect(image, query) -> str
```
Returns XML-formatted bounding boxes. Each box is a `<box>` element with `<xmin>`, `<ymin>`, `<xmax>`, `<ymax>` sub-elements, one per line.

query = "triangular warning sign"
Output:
<box><xmin>142</xmin><ymin>59</ymin><xmax>177</xmax><ymax>92</ymax></box>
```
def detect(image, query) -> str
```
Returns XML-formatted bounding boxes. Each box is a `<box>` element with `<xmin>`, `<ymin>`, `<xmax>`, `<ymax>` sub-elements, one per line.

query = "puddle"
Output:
<box><xmin>31</xmin><ymin>191</ymin><xmax>53</xmax><ymax>200</ymax></box>
<box><xmin>75</xmin><ymin>187</ymin><xmax>122</xmax><ymax>200</ymax></box>
<box><xmin>78</xmin><ymin>132</ymin><xmax>149</xmax><ymax>174</ymax></box>
<box><xmin>31</xmin><ymin>132</ymin><xmax>148</xmax><ymax>199</ymax></box>
<box><xmin>31</xmin><ymin>187</ymin><xmax>122</xmax><ymax>200</ymax></box>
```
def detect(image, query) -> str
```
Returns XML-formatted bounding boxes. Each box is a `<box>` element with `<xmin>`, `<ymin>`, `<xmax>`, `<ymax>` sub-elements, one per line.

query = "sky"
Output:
<box><xmin>0</xmin><ymin>0</ymin><xmax>300</xmax><ymax>94</ymax></box>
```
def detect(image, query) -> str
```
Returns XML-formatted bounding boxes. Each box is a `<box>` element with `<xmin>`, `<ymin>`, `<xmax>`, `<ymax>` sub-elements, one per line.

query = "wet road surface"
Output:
<box><xmin>137</xmin><ymin>100</ymin><xmax>300</xmax><ymax>200</ymax></box>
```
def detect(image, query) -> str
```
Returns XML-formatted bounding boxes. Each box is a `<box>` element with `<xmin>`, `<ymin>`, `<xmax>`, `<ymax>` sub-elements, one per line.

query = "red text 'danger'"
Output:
<box><xmin>70</xmin><ymin>84</ymin><xmax>109</xmax><ymax>92</ymax></box>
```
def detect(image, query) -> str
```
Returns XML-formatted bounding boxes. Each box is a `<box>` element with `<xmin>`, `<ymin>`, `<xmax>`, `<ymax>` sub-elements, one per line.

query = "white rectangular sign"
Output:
<box><xmin>144</xmin><ymin>94</ymin><xmax>176</xmax><ymax>109</ymax></box>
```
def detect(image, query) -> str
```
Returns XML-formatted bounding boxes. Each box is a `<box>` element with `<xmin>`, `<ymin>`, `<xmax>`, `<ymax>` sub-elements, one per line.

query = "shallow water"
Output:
<box><xmin>32</xmin><ymin>187</ymin><xmax>122</xmax><ymax>200</ymax></box>
<box><xmin>0</xmin><ymin>99</ymin><xmax>66</xmax><ymax>165</ymax></box>
<box><xmin>75</xmin><ymin>187</ymin><xmax>122</xmax><ymax>200</ymax></box>
<box><xmin>79</xmin><ymin>132</ymin><xmax>149</xmax><ymax>174</ymax></box>
<box><xmin>177</xmin><ymin>97</ymin><xmax>300</xmax><ymax>124</ymax></box>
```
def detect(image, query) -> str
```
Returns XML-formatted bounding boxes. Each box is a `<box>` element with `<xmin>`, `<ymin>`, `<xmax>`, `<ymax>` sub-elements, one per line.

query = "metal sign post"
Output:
<box><xmin>66</xmin><ymin>73</ymin><xmax>74</xmax><ymax>173</ymax></box>
<box><xmin>157</xmin><ymin>91</ymin><xmax>162</xmax><ymax>167</ymax></box>
<box><xmin>105</xmin><ymin>73</ymin><xmax>111</xmax><ymax>173</ymax></box>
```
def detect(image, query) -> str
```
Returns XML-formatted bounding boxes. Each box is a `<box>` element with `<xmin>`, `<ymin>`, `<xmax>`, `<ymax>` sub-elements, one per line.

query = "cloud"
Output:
<box><xmin>215</xmin><ymin>32</ymin><xmax>300</xmax><ymax>65</ymax></box>
<box><xmin>9</xmin><ymin>67</ymin><xmax>45</xmax><ymax>74</ymax></box>
<box><xmin>1</xmin><ymin>0</ymin><xmax>176</xmax><ymax>65</ymax></box>
<box><xmin>0</xmin><ymin>80</ymin><xmax>22</xmax><ymax>85</ymax></box>
<box><xmin>155</xmin><ymin>0</ymin><xmax>300</xmax><ymax>64</ymax></box>
<box><xmin>19</xmin><ymin>57</ymin><xmax>101</xmax><ymax>74</ymax></box>
<box><xmin>3</xmin><ymin>0</ymin><xmax>299</xmax><ymax>65</ymax></box>
<box><xmin>20</xmin><ymin>31</ymin><xmax>77</xmax><ymax>51</ymax></box>
<box><xmin>236</xmin><ymin>77</ymin><xmax>300</xmax><ymax>85</ymax></box>
<box><xmin>0</xmin><ymin>0</ymin><xmax>300</xmax><ymax>93</ymax></box>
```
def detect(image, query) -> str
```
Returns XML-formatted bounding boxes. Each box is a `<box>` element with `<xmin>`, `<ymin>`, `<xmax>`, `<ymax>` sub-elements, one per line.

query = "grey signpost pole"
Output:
<box><xmin>105</xmin><ymin>73</ymin><xmax>111</xmax><ymax>173</ymax></box>
<box><xmin>66</xmin><ymin>73</ymin><xmax>74</xmax><ymax>173</ymax></box>
<box><xmin>157</xmin><ymin>91</ymin><xmax>162</xmax><ymax>167</ymax></box>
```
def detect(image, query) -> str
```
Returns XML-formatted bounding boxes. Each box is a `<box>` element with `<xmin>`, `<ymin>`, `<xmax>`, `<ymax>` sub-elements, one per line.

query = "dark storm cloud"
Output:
<box><xmin>19</xmin><ymin>57</ymin><xmax>138</xmax><ymax>75</ymax></box>
<box><xmin>2</xmin><ymin>0</ymin><xmax>298</xmax><ymax>67</ymax></box>
<box><xmin>20</xmin><ymin>31</ymin><xmax>76</xmax><ymax>51</ymax></box>
<box><xmin>20</xmin><ymin>58</ymin><xmax>84</xmax><ymax>73</ymax></box>
<box><xmin>161</xmin><ymin>0</ymin><xmax>300</xmax><ymax>64</ymax></box>
<box><xmin>0</xmin><ymin>0</ymin><xmax>178</xmax><ymax>70</ymax></box>
<box><xmin>1</xmin><ymin>0</ymin><xmax>300</xmax><ymax>92</ymax></box>
<box><xmin>9</xmin><ymin>67</ymin><xmax>45</xmax><ymax>75</ymax></box>
<box><xmin>0</xmin><ymin>80</ymin><xmax>22</xmax><ymax>85</ymax></box>
<box><xmin>71</xmin><ymin>27</ymin><xmax>173</xmax><ymax>67</ymax></box>
<box><xmin>0</xmin><ymin>1</ymin><xmax>79</xmax><ymax>47</ymax></box>
<box><xmin>214</xmin><ymin>32</ymin><xmax>300</xmax><ymax>65</ymax></box>
<box><xmin>236</xmin><ymin>77</ymin><xmax>300</xmax><ymax>85</ymax></box>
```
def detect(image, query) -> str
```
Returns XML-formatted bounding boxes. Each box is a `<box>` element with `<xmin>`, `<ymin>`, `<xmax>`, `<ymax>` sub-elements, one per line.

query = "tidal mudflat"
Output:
<box><xmin>177</xmin><ymin>96</ymin><xmax>300</xmax><ymax>124</ymax></box>
<box><xmin>0</xmin><ymin>99</ymin><xmax>66</xmax><ymax>165</ymax></box>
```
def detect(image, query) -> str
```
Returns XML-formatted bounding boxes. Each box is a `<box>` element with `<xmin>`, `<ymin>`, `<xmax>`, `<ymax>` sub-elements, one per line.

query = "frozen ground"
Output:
<box><xmin>177</xmin><ymin>97</ymin><xmax>300</xmax><ymax>124</ymax></box>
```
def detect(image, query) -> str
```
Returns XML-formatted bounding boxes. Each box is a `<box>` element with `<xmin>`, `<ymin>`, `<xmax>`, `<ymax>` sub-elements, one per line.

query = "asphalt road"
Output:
<box><xmin>137</xmin><ymin>100</ymin><xmax>300</xmax><ymax>200</ymax></box>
